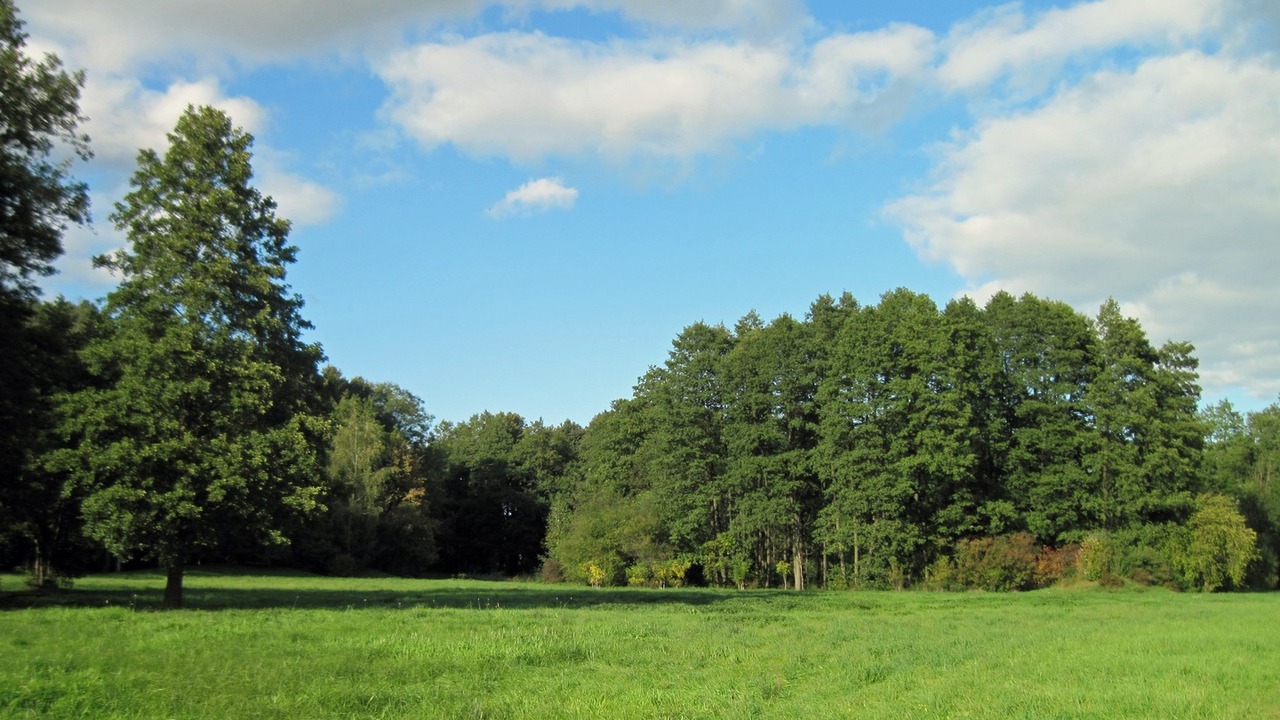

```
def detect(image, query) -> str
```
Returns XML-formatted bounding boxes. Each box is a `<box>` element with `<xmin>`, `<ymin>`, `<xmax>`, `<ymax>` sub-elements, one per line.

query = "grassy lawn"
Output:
<box><xmin>1</xmin><ymin>569</ymin><xmax>1277</xmax><ymax>719</ymax></box>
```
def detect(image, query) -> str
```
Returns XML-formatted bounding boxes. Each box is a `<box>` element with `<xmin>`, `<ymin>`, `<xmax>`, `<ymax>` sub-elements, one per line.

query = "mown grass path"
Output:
<box><xmin>2</xmin><ymin>569</ymin><xmax>1277</xmax><ymax>718</ymax></box>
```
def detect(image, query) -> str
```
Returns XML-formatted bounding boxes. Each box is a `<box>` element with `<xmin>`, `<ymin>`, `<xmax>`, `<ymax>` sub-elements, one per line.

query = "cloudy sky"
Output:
<box><xmin>24</xmin><ymin>0</ymin><xmax>1280</xmax><ymax>425</ymax></box>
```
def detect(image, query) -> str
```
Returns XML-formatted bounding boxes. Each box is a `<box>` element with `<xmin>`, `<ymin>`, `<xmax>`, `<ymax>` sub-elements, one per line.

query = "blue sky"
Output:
<box><xmin>24</xmin><ymin>0</ymin><xmax>1280</xmax><ymax>426</ymax></box>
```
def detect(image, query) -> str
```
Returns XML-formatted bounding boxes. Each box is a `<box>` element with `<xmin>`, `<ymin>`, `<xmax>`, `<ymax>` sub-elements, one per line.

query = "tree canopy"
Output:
<box><xmin>56</xmin><ymin>106</ymin><xmax>325</xmax><ymax>607</ymax></box>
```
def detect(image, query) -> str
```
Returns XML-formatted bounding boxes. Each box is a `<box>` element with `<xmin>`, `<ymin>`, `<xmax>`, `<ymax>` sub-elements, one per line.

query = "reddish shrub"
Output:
<box><xmin>1033</xmin><ymin>544</ymin><xmax>1080</xmax><ymax>587</ymax></box>
<box><xmin>953</xmin><ymin>533</ymin><xmax>1039</xmax><ymax>591</ymax></box>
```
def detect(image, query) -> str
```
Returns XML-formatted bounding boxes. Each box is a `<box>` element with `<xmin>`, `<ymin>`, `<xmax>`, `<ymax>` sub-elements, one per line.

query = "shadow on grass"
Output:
<box><xmin>0</xmin><ymin>574</ymin><xmax>736</xmax><ymax>612</ymax></box>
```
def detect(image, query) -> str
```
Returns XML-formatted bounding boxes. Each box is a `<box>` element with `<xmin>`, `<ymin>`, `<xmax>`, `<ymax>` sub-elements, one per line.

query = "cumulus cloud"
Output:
<box><xmin>257</xmin><ymin>164</ymin><xmax>344</xmax><ymax>228</ymax></box>
<box><xmin>80</xmin><ymin>77</ymin><xmax>267</xmax><ymax>166</ymax></box>
<box><xmin>24</xmin><ymin>0</ymin><xmax>482</xmax><ymax>71</ymax></box>
<box><xmin>938</xmin><ymin>0</ymin><xmax>1227</xmax><ymax>92</ymax></box>
<box><xmin>887</xmin><ymin>50</ymin><xmax>1280</xmax><ymax>402</ymax></box>
<box><xmin>378</xmin><ymin>26</ymin><xmax>934</xmax><ymax>162</ymax></box>
<box><xmin>25</xmin><ymin>0</ymin><xmax>807</xmax><ymax>72</ymax></box>
<box><xmin>487</xmin><ymin>177</ymin><xmax>579</xmax><ymax>218</ymax></box>
<box><xmin>539</xmin><ymin>0</ymin><xmax>810</xmax><ymax>35</ymax></box>
<box><xmin>52</xmin><ymin>201</ymin><xmax>121</xmax><ymax>291</ymax></box>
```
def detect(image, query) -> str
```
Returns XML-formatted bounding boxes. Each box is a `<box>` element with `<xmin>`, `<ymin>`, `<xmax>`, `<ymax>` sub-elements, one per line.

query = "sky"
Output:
<box><xmin>22</xmin><ymin>0</ymin><xmax>1280</xmax><ymax>426</ymax></box>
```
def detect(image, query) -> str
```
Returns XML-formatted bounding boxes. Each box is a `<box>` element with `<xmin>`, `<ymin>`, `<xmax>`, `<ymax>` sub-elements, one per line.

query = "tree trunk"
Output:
<box><xmin>793</xmin><ymin>543</ymin><xmax>804</xmax><ymax>591</ymax></box>
<box><xmin>853</xmin><ymin>525</ymin><xmax>860</xmax><ymax>582</ymax></box>
<box><xmin>163</xmin><ymin>560</ymin><xmax>185</xmax><ymax>609</ymax></box>
<box><xmin>821</xmin><ymin>544</ymin><xmax>828</xmax><ymax>589</ymax></box>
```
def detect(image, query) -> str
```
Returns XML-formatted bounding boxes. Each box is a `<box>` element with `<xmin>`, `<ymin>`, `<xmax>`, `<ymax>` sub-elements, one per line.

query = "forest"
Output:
<box><xmin>2</xmin><ymin>0</ymin><xmax>1278</xmax><ymax>607</ymax></box>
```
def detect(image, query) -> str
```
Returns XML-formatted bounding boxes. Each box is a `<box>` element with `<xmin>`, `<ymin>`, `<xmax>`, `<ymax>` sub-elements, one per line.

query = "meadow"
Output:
<box><xmin>1</xmin><ymin>569</ymin><xmax>1277</xmax><ymax>719</ymax></box>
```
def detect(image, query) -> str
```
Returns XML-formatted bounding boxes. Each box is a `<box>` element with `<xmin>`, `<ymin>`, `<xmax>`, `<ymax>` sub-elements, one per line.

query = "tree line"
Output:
<box><xmin>545</xmin><ymin>292</ymin><xmax>1277</xmax><ymax>592</ymax></box>
<box><xmin>1</xmin><ymin>0</ymin><xmax>1276</xmax><ymax>605</ymax></box>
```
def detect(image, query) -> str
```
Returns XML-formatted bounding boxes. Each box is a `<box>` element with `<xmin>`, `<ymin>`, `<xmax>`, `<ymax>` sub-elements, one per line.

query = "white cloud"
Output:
<box><xmin>487</xmin><ymin>177</ymin><xmax>579</xmax><ymax>218</ymax></box>
<box><xmin>938</xmin><ymin>0</ymin><xmax>1227</xmax><ymax>92</ymax></box>
<box><xmin>24</xmin><ymin>0</ymin><xmax>483</xmax><ymax>72</ymax></box>
<box><xmin>51</xmin><ymin>206</ymin><xmax>121</xmax><ymax>291</ymax></box>
<box><xmin>25</xmin><ymin>0</ymin><xmax>807</xmax><ymax>73</ymax></box>
<box><xmin>81</xmin><ymin>77</ymin><xmax>267</xmax><ymax>166</ymax></box>
<box><xmin>539</xmin><ymin>0</ymin><xmax>809</xmax><ymax>36</ymax></box>
<box><xmin>257</xmin><ymin>163</ymin><xmax>344</xmax><ymax>228</ymax></box>
<box><xmin>378</xmin><ymin>26</ymin><xmax>934</xmax><ymax>162</ymax></box>
<box><xmin>887</xmin><ymin>50</ymin><xmax>1280</xmax><ymax>403</ymax></box>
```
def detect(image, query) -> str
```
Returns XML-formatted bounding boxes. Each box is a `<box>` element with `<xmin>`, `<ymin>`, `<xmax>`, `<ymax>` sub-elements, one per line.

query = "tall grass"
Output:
<box><xmin>2</xmin><ymin>569</ymin><xmax>1277</xmax><ymax>718</ymax></box>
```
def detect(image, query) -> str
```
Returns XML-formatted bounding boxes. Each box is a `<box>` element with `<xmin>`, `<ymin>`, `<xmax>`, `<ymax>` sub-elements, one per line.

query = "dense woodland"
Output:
<box><xmin>1</xmin><ymin>0</ymin><xmax>1277</xmax><ymax>606</ymax></box>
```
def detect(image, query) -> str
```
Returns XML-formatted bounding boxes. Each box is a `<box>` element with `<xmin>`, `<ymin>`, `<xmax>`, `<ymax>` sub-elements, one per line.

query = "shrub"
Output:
<box><xmin>654</xmin><ymin>557</ymin><xmax>692</xmax><ymax>588</ymax></box>
<box><xmin>583</xmin><ymin>562</ymin><xmax>608</xmax><ymax>588</ymax></box>
<box><xmin>775</xmin><ymin>561</ymin><xmax>792</xmax><ymax>589</ymax></box>
<box><xmin>540</xmin><ymin>558</ymin><xmax>564</xmax><ymax>584</ymax></box>
<box><xmin>1176</xmin><ymin>494</ymin><xmax>1259</xmax><ymax>592</ymax></box>
<box><xmin>924</xmin><ymin>556</ymin><xmax>957</xmax><ymax>591</ymax></box>
<box><xmin>951</xmin><ymin>533</ymin><xmax>1039</xmax><ymax>591</ymax></box>
<box><xmin>1118</xmin><ymin>543</ymin><xmax>1178</xmax><ymax>588</ymax></box>
<box><xmin>1128</xmin><ymin>567</ymin><xmax>1154</xmax><ymax>586</ymax></box>
<box><xmin>1098</xmin><ymin>571</ymin><xmax>1125</xmax><ymax>589</ymax></box>
<box><xmin>1033</xmin><ymin>544</ymin><xmax>1079</xmax><ymax>587</ymax></box>
<box><xmin>626</xmin><ymin>564</ymin><xmax>651</xmax><ymax>587</ymax></box>
<box><xmin>1079</xmin><ymin>533</ymin><xmax>1115</xmax><ymax>581</ymax></box>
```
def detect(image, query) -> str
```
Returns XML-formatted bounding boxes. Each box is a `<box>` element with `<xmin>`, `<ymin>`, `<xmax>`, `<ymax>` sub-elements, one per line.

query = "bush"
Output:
<box><xmin>540</xmin><ymin>558</ymin><xmax>564</xmax><ymax>584</ymax></box>
<box><xmin>1128</xmin><ymin>567</ymin><xmax>1154</xmax><ymax>586</ymax></box>
<box><xmin>1034</xmin><ymin>544</ymin><xmax>1080</xmax><ymax>587</ymax></box>
<box><xmin>924</xmin><ymin>556</ymin><xmax>957</xmax><ymax>591</ymax></box>
<box><xmin>1176</xmin><ymin>494</ymin><xmax>1259</xmax><ymax>592</ymax></box>
<box><xmin>1098</xmin><ymin>571</ymin><xmax>1125</xmax><ymax>589</ymax></box>
<box><xmin>951</xmin><ymin>533</ymin><xmax>1039</xmax><ymax>591</ymax></box>
<box><xmin>1079</xmin><ymin>533</ymin><xmax>1115</xmax><ymax>581</ymax></box>
<box><xmin>654</xmin><ymin>557</ymin><xmax>692</xmax><ymax>588</ymax></box>
<box><xmin>626</xmin><ymin>564</ymin><xmax>651</xmax><ymax>587</ymax></box>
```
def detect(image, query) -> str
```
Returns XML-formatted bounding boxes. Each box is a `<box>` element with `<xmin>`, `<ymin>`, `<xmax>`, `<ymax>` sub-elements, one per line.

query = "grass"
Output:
<box><xmin>1</xmin><ymin>569</ymin><xmax>1277</xmax><ymax>719</ymax></box>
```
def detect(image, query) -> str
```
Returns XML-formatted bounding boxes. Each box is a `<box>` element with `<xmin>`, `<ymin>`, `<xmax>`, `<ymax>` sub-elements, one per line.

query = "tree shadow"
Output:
<box><xmin>0</xmin><ymin>578</ymin><xmax>738</xmax><ymax>612</ymax></box>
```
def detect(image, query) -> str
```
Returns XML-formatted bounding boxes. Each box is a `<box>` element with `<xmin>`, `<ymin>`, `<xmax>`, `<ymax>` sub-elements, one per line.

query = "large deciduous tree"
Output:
<box><xmin>0</xmin><ymin>0</ymin><xmax>89</xmax><ymax>299</ymax></box>
<box><xmin>59</xmin><ymin>106</ymin><xmax>325</xmax><ymax>607</ymax></box>
<box><xmin>0</xmin><ymin>0</ymin><xmax>90</xmax><ymax>554</ymax></box>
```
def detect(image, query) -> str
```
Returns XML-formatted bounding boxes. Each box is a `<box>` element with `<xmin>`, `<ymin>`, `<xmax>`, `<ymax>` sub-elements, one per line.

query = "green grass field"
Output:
<box><xmin>1</xmin><ymin>569</ymin><xmax>1277</xmax><ymax>719</ymax></box>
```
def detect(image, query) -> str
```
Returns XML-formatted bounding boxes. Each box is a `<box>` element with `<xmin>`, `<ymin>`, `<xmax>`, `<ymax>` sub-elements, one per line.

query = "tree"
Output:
<box><xmin>312</xmin><ymin>387</ymin><xmax>438</xmax><ymax>576</ymax></box>
<box><xmin>0</xmin><ymin>0</ymin><xmax>90</xmax><ymax>299</ymax></box>
<box><xmin>1085</xmin><ymin>299</ymin><xmax>1157</xmax><ymax>529</ymax></box>
<box><xmin>643</xmin><ymin>322</ymin><xmax>734</xmax><ymax>561</ymax></box>
<box><xmin>722</xmin><ymin>314</ymin><xmax>821</xmax><ymax>589</ymax></box>
<box><xmin>985</xmin><ymin>292</ymin><xmax>1095</xmax><ymax>542</ymax></box>
<box><xmin>0</xmin><ymin>0</ymin><xmax>91</xmax><ymax>557</ymax></box>
<box><xmin>1239</xmin><ymin>402</ymin><xmax>1280</xmax><ymax>587</ymax></box>
<box><xmin>433</xmin><ymin>412</ymin><xmax>550</xmax><ymax>575</ymax></box>
<box><xmin>0</xmin><ymin>298</ymin><xmax>104</xmax><ymax>585</ymax></box>
<box><xmin>1200</xmin><ymin>399</ymin><xmax>1250</xmax><ymax>496</ymax></box>
<box><xmin>58</xmin><ymin>106</ymin><xmax>325</xmax><ymax>607</ymax></box>
<box><xmin>818</xmin><ymin>290</ymin><xmax>963</xmax><ymax>586</ymax></box>
<box><xmin>1177</xmin><ymin>494</ymin><xmax>1258</xmax><ymax>591</ymax></box>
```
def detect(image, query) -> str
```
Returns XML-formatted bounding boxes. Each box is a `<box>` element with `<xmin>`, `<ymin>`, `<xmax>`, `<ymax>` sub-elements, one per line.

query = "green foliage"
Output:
<box><xmin>56</xmin><ymin>107</ymin><xmax>325</xmax><ymax>606</ymax></box>
<box><xmin>0</xmin><ymin>0</ymin><xmax>90</xmax><ymax>299</ymax></box>
<box><xmin>948</xmin><ymin>533</ymin><xmax>1040</xmax><ymax>591</ymax></box>
<box><xmin>547</xmin><ymin>289</ymin><xmax>1213</xmax><ymax>591</ymax></box>
<box><xmin>1079</xmin><ymin>533</ymin><xmax>1116</xmax><ymax>581</ymax></box>
<box><xmin>432</xmin><ymin>412</ymin><xmax>578</xmax><ymax>576</ymax></box>
<box><xmin>545</xmin><ymin>487</ymin><xmax>666</xmax><ymax>586</ymax></box>
<box><xmin>0</xmin><ymin>0</ymin><xmax>91</xmax><ymax>583</ymax></box>
<box><xmin>1176</xmin><ymin>494</ymin><xmax>1258</xmax><ymax>592</ymax></box>
<box><xmin>1108</xmin><ymin>524</ymin><xmax>1185</xmax><ymax>588</ymax></box>
<box><xmin>1237</xmin><ymin>402</ymin><xmax>1280</xmax><ymax>588</ymax></box>
<box><xmin>0</xmin><ymin>298</ymin><xmax>104</xmax><ymax>585</ymax></box>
